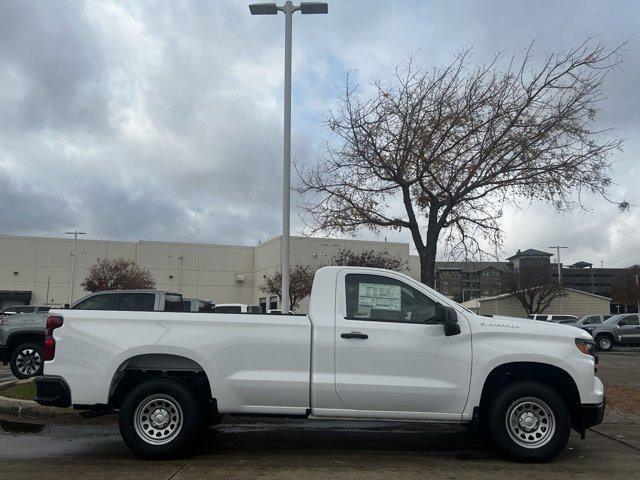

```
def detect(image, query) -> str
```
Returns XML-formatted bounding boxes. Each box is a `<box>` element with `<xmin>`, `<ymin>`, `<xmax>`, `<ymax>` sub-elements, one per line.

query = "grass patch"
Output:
<box><xmin>0</xmin><ymin>381</ymin><xmax>36</xmax><ymax>401</ymax></box>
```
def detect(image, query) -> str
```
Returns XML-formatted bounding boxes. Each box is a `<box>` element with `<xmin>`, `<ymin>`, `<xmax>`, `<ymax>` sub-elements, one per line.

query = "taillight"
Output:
<box><xmin>44</xmin><ymin>315</ymin><xmax>64</xmax><ymax>361</ymax></box>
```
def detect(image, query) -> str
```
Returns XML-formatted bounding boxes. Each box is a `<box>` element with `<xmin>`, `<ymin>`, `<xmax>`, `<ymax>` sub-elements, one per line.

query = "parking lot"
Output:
<box><xmin>1</xmin><ymin>349</ymin><xmax>639</xmax><ymax>479</ymax></box>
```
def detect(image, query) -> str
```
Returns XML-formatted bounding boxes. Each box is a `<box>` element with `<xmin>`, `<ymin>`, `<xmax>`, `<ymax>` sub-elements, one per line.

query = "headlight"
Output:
<box><xmin>0</xmin><ymin>317</ymin><xmax>9</xmax><ymax>326</ymax></box>
<box><xmin>575</xmin><ymin>338</ymin><xmax>598</xmax><ymax>363</ymax></box>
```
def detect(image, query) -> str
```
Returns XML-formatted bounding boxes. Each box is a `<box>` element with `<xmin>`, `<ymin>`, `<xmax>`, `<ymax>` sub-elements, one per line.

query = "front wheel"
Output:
<box><xmin>489</xmin><ymin>381</ymin><xmax>570</xmax><ymax>462</ymax></box>
<box><xmin>119</xmin><ymin>378</ymin><xmax>200</xmax><ymax>459</ymax></box>
<box><xmin>9</xmin><ymin>343</ymin><xmax>44</xmax><ymax>379</ymax></box>
<box><xmin>596</xmin><ymin>335</ymin><xmax>613</xmax><ymax>351</ymax></box>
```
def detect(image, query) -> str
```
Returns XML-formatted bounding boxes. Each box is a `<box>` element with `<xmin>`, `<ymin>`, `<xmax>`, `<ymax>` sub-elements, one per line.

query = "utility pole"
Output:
<box><xmin>65</xmin><ymin>231</ymin><xmax>86</xmax><ymax>304</ymax></box>
<box><xmin>549</xmin><ymin>246</ymin><xmax>568</xmax><ymax>313</ymax></box>
<box><xmin>249</xmin><ymin>1</ymin><xmax>328</xmax><ymax>313</ymax></box>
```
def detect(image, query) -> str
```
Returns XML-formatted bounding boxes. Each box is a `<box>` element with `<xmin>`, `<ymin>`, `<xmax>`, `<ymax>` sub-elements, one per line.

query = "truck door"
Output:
<box><xmin>334</xmin><ymin>271</ymin><xmax>472</xmax><ymax>416</ymax></box>
<box><xmin>618</xmin><ymin>314</ymin><xmax>640</xmax><ymax>344</ymax></box>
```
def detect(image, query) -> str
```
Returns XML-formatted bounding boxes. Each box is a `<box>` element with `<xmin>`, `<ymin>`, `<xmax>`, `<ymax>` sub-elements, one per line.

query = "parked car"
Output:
<box><xmin>561</xmin><ymin>315</ymin><xmax>612</xmax><ymax>334</ymax></box>
<box><xmin>528</xmin><ymin>314</ymin><xmax>579</xmax><ymax>322</ymax></box>
<box><xmin>590</xmin><ymin>313</ymin><xmax>640</xmax><ymax>351</ymax></box>
<box><xmin>0</xmin><ymin>305</ymin><xmax>50</xmax><ymax>317</ymax></box>
<box><xmin>71</xmin><ymin>290</ymin><xmax>184</xmax><ymax>312</ymax></box>
<box><xmin>0</xmin><ymin>290</ymin><xmax>184</xmax><ymax>379</ymax></box>
<box><xmin>215</xmin><ymin>303</ymin><xmax>262</xmax><ymax>313</ymax></box>
<box><xmin>35</xmin><ymin>266</ymin><xmax>603</xmax><ymax>462</ymax></box>
<box><xmin>0</xmin><ymin>312</ymin><xmax>48</xmax><ymax>379</ymax></box>
<box><xmin>182</xmin><ymin>298</ymin><xmax>215</xmax><ymax>312</ymax></box>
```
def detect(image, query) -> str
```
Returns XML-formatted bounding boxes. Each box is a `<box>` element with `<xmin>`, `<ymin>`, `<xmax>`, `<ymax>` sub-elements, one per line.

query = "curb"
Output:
<box><xmin>0</xmin><ymin>379</ymin><xmax>112</xmax><ymax>425</ymax></box>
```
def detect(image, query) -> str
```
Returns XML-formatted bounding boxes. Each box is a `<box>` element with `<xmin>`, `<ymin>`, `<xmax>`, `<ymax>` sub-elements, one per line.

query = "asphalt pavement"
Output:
<box><xmin>0</xmin><ymin>349</ymin><xmax>639</xmax><ymax>479</ymax></box>
<box><xmin>0</xmin><ymin>365</ymin><xmax>13</xmax><ymax>383</ymax></box>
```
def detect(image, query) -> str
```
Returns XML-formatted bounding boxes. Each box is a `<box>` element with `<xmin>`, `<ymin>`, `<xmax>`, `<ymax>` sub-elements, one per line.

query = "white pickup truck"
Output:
<box><xmin>34</xmin><ymin>266</ymin><xmax>604</xmax><ymax>461</ymax></box>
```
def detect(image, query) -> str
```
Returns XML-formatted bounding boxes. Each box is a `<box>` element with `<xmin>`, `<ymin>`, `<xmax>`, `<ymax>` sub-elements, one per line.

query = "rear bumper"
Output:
<box><xmin>572</xmin><ymin>397</ymin><xmax>605</xmax><ymax>435</ymax></box>
<box><xmin>0</xmin><ymin>345</ymin><xmax>8</xmax><ymax>363</ymax></box>
<box><xmin>34</xmin><ymin>375</ymin><xmax>71</xmax><ymax>408</ymax></box>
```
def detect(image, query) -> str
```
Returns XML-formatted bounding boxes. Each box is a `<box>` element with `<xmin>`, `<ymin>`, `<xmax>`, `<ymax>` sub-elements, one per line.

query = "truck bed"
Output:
<box><xmin>45</xmin><ymin>310</ymin><xmax>312</xmax><ymax>414</ymax></box>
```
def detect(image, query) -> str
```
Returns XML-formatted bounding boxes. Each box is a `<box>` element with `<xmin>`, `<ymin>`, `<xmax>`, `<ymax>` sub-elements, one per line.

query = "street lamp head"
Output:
<box><xmin>300</xmin><ymin>2</ymin><xmax>328</xmax><ymax>14</ymax></box>
<box><xmin>249</xmin><ymin>3</ymin><xmax>278</xmax><ymax>14</ymax></box>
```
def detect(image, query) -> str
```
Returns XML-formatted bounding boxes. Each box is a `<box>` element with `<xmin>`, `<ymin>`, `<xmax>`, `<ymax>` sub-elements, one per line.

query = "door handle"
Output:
<box><xmin>341</xmin><ymin>332</ymin><xmax>368</xmax><ymax>340</ymax></box>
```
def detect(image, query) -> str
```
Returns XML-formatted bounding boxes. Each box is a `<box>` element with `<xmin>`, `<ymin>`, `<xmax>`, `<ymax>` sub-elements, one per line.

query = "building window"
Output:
<box><xmin>259</xmin><ymin>297</ymin><xmax>267</xmax><ymax>313</ymax></box>
<box><xmin>269</xmin><ymin>296</ymin><xmax>278</xmax><ymax>310</ymax></box>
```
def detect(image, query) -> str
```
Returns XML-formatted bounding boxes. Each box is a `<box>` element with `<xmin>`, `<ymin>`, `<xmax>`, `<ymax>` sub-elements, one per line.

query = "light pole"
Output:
<box><xmin>635</xmin><ymin>274</ymin><xmax>640</xmax><ymax>314</ymax></box>
<box><xmin>549</xmin><ymin>245</ymin><xmax>568</xmax><ymax>313</ymax></box>
<box><xmin>249</xmin><ymin>1</ymin><xmax>328</xmax><ymax>313</ymax></box>
<box><xmin>65</xmin><ymin>231</ymin><xmax>86</xmax><ymax>304</ymax></box>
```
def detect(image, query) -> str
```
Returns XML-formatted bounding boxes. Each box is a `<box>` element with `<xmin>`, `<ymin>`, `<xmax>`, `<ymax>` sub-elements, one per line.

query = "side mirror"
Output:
<box><xmin>618</xmin><ymin>321</ymin><xmax>626</xmax><ymax>327</ymax></box>
<box><xmin>63</xmin><ymin>303</ymin><xmax>70</xmax><ymax>309</ymax></box>
<box><xmin>436</xmin><ymin>305</ymin><xmax>461</xmax><ymax>337</ymax></box>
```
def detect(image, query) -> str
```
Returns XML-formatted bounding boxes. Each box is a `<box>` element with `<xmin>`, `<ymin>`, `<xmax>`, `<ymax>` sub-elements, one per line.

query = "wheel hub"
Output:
<box><xmin>150</xmin><ymin>409</ymin><xmax>170</xmax><ymax>428</ymax></box>
<box><xmin>518</xmin><ymin>411</ymin><xmax>539</xmax><ymax>432</ymax></box>
<box><xmin>505</xmin><ymin>397</ymin><xmax>556</xmax><ymax>449</ymax></box>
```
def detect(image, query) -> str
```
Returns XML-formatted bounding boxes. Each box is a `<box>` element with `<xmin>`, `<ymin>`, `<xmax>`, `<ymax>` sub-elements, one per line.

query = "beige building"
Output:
<box><xmin>463</xmin><ymin>288</ymin><xmax>611</xmax><ymax>318</ymax></box>
<box><xmin>0</xmin><ymin>234</ymin><xmax>412</xmax><ymax>312</ymax></box>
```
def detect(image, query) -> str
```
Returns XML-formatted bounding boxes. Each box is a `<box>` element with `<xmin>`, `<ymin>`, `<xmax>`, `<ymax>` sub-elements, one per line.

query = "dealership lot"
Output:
<box><xmin>0</xmin><ymin>349</ymin><xmax>639</xmax><ymax>479</ymax></box>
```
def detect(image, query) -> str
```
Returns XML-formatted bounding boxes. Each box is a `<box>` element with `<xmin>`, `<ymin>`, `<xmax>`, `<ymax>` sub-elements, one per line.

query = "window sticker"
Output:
<box><xmin>357</xmin><ymin>282</ymin><xmax>401</xmax><ymax>316</ymax></box>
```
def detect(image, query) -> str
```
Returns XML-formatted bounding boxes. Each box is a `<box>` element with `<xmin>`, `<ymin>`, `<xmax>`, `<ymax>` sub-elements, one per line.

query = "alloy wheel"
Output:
<box><xmin>15</xmin><ymin>348</ymin><xmax>42</xmax><ymax>377</ymax></box>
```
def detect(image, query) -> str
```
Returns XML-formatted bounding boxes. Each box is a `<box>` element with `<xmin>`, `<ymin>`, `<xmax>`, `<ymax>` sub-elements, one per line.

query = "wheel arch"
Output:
<box><xmin>108</xmin><ymin>353</ymin><xmax>214</xmax><ymax>409</ymax></box>
<box><xmin>6</xmin><ymin>331</ymin><xmax>45</xmax><ymax>350</ymax></box>
<box><xmin>478</xmin><ymin>361</ymin><xmax>581</xmax><ymax>422</ymax></box>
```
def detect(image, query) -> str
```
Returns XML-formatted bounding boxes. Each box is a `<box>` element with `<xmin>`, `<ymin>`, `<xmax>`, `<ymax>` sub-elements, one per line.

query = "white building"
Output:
<box><xmin>0</xmin><ymin>234</ymin><xmax>413</xmax><ymax>312</ymax></box>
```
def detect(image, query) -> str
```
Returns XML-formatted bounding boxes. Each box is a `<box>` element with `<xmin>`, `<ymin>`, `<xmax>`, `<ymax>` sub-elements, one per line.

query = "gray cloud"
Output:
<box><xmin>0</xmin><ymin>0</ymin><xmax>638</xmax><ymax>268</ymax></box>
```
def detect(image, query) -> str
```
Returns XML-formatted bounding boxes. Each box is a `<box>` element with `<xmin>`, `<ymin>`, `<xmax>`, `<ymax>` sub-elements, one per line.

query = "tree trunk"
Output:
<box><xmin>418</xmin><ymin>237</ymin><xmax>438</xmax><ymax>287</ymax></box>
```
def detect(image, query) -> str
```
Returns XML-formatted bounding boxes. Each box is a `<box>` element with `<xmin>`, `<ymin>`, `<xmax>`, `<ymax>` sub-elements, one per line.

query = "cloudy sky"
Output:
<box><xmin>0</xmin><ymin>0</ymin><xmax>638</xmax><ymax>266</ymax></box>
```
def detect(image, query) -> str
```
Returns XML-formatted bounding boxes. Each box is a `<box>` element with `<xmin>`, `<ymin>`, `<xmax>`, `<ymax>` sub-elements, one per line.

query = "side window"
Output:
<box><xmin>585</xmin><ymin>316</ymin><xmax>601</xmax><ymax>325</ymax></box>
<box><xmin>345</xmin><ymin>274</ymin><xmax>438</xmax><ymax>324</ymax></box>
<box><xmin>73</xmin><ymin>294</ymin><xmax>116</xmax><ymax>310</ymax></box>
<box><xmin>118</xmin><ymin>293</ymin><xmax>156</xmax><ymax>311</ymax></box>
<box><xmin>622</xmin><ymin>315</ymin><xmax>639</xmax><ymax>326</ymax></box>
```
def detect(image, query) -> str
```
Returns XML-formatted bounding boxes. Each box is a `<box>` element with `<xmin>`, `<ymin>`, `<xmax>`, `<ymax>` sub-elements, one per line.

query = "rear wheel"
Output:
<box><xmin>596</xmin><ymin>335</ymin><xmax>613</xmax><ymax>351</ymax></box>
<box><xmin>119</xmin><ymin>378</ymin><xmax>200</xmax><ymax>459</ymax></box>
<box><xmin>489</xmin><ymin>381</ymin><xmax>570</xmax><ymax>462</ymax></box>
<box><xmin>9</xmin><ymin>343</ymin><xmax>44</xmax><ymax>379</ymax></box>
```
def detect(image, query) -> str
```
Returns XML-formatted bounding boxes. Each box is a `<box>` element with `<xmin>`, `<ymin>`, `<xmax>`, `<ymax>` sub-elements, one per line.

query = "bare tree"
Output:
<box><xmin>298</xmin><ymin>40</ymin><xmax>624</xmax><ymax>286</ymax></box>
<box><xmin>260</xmin><ymin>265</ymin><xmax>315</xmax><ymax>312</ymax></box>
<box><xmin>609</xmin><ymin>265</ymin><xmax>640</xmax><ymax>308</ymax></box>
<box><xmin>504</xmin><ymin>265</ymin><xmax>563</xmax><ymax>315</ymax></box>
<box><xmin>331</xmin><ymin>249</ymin><xmax>406</xmax><ymax>271</ymax></box>
<box><xmin>81</xmin><ymin>258</ymin><xmax>156</xmax><ymax>292</ymax></box>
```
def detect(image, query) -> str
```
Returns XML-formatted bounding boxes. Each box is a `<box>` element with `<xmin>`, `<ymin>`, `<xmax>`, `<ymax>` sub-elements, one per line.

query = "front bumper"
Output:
<box><xmin>572</xmin><ymin>397</ymin><xmax>605</xmax><ymax>437</ymax></box>
<box><xmin>34</xmin><ymin>375</ymin><xmax>71</xmax><ymax>408</ymax></box>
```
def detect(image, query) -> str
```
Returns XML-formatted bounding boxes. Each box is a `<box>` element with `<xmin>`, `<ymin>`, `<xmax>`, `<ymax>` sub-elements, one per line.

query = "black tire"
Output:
<box><xmin>489</xmin><ymin>381</ymin><xmax>570</xmax><ymax>462</ymax></box>
<box><xmin>596</xmin><ymin>334</ymin><xmax>613</xmax><ymax>352</ymax></box>
<box><xmin>9</xmin><ymin>343</ymin><xmax>44</xmax><ymax>379</ymax></box>
<box><xmin>119</xmin><ymin>378</ymin><xmax>200</xmax><ymax>459</ymax></box>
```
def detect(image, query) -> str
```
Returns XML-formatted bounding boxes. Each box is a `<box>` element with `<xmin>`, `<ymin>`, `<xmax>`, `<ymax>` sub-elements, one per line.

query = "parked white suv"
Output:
<box><xmin>35</xmin><ymin>267</ymin><xmax>604</xmax><ymax>462</ymax></box>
